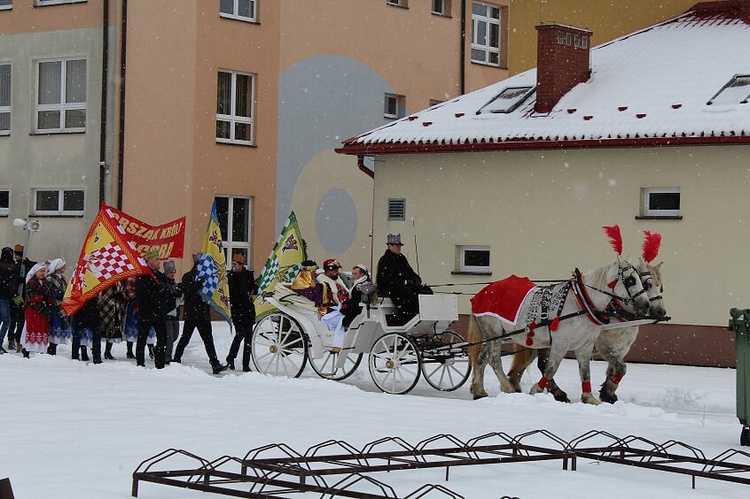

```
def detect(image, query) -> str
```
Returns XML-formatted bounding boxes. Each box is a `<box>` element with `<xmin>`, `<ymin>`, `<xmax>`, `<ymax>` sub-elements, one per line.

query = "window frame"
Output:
<box><xmin>0</xmin><ymin>188</ymin><xmax>9</xmax><ymax>217</ymax></box>
<box><xmin>384</xmin><ymin>93</ymin><xmax>406</xmax><ymax>119</ymax></box>
<box><xmin>31</xmin><ymin>188</ymin><xmax>85</xmax><ymax>216</ymax></box>
<box><xmin>35</xmin><ymin>0</ymin><xmax>87</xmax><ymax>6</ymax></box>
<box><xmin>34</xmin><ymin>57</ymin><xmax>87</xmax><ymax>134</ymax></box>
<box><xmin>214</xmin><ymin>195</ymin><xmax>252</xmax><ymax>269</ymax></box>
<box><xmin>471</xmin><ymin>1</ymin><xmax>501</xmax><ymax>67</ymax></box>
<box><xmin>455</xmin><ymin>245</ymin><xmax>491</xmax><ymax>274</ymax></box>
<box><xmin>431</xmin><ymin>0</ymin><xmax>450</xmax><ymax>15</ymax></box>
<box><xmin>386</xmin><ymin>0</ymin><xmax>408</xmax><ymax>7</ymax></box>
<box><xmin>219</xmin><ymin>0</ymin><xmax>257</xmax><ymax>23</ymax></box>
<box><xmin>216</xmin><ymin>69</ymin><xmax>256</xmax><ymax>146</ymax></box>
<box><xmin>640</xmin><ymin>187</ymin><xmax>681</xmax><ymax>218</ymax></box>
<box><xmin>0</xmin><ymin>62</ymin><xmax>11</xmax><ymax>135</ymax></box>
<box><xmin>0</xmin><ymin>0</ymin><xmax>12</xmax><ymax>11</ymax></box>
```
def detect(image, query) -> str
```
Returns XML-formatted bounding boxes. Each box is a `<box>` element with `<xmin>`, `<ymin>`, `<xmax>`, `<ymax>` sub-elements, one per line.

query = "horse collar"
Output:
<box><xmin>572</xmin><ymin>269</ymin><xmax>611</xmax><ymax>326</ymax></box>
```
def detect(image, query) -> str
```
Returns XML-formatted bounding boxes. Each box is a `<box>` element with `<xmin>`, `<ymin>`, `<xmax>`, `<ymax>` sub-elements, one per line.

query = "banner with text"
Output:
<box><xmin>107</xmin><ymin>204</ymin><xmax>186</xmax><ymax>258</ymax></box>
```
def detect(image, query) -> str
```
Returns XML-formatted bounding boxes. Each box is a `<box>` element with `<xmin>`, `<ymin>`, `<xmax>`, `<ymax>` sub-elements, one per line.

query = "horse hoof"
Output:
<box><xmin>581</xmin><ymin>393</ymin><xmax>601</xmax><ymax>405</ymax></box>
<box><xmin>472</xmin><ymin>393</ymin><xmax>488</xmax><ymax>401</ymax></box>
<box><xmin>529</xmin><ymin>383</ymin><xmax>543</xmax><ymax>395</ymax></box>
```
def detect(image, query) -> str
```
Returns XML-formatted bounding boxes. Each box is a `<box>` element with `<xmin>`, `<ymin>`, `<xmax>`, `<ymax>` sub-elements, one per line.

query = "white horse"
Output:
<box><xmin>468</xmin><ymin>258</ymin><xmax>651</xmax><ymax>404</ymax></box>
<box><xmin>507</xmin><ymin>232</ymin><xmax>666</xmax><ymax>403</ymax></box>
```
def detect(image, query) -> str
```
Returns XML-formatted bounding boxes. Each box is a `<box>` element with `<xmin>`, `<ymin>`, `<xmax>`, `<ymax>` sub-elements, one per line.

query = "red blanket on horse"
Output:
<box><xmin>471</xmin><ymin>275</ymin><xmax>536</xmax><ymax>325</ymax></box>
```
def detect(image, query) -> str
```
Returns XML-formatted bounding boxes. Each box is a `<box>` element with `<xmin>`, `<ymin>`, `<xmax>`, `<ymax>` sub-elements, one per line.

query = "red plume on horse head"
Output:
<box><xmin>642</xmin><ymin>231</ymin><xmax>662</xmax><ymax>263</ymax></box>
<box><xmin>602</xmin><ymin>225</ymin><xmax>623</xmax><ymax>255</ymax></box>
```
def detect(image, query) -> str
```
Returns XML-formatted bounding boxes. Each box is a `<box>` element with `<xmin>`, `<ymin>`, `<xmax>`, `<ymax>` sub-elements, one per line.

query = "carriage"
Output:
<box><xmin>250</xmin><ymin>283</ymin><xmax>471</xmax><ymax>395</ymax></box>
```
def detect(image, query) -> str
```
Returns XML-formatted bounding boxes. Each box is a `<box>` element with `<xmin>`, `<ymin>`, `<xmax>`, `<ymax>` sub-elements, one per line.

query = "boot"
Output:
<box><xmin>7</xmin><ymin>339</ymin><xmax>15</xmax><ymax>350</ymax></box>
<box><xmin>22</xmin><ymin>348</ymin><xmax>29</xmax><ymax>359</ymax></box>
<box><xmin>47</xmin><ymin>343</ymin><xmax>57</xmax><ymax>355</ymax></box>
<box><xmin>104</xmin><ymin>342</ymin><xmax>115</xmax><ymax>360</ymax></box>
<box><xmin>226</xmin><ymin>357</ymin><xmax>235</xmax><ymax>371</ymax></box>
<box><xmin>211</xmin><ymin>360</ymin><xmax>227</xmax><ymax>375</ymax></box>
<box><xmin>16</xmin><ymin>342</ymin><xmax>22</xmax><ymax>353</ymax></box>
<box><xmin>126</xmin><ymin>341</ymin><xmax>135</xmax><ymax>359</ymax></box>
<box><xmin>80</xmin><ymin>346</ymin><xmax>89</xmax><ymax>362</ymax></box>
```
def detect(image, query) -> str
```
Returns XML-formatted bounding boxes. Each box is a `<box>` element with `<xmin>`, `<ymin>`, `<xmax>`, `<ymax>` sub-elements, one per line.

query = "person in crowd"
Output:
<box><xmin>46</xmin><ymin>257</ymin><xmax>72</xmax><ymax>355</ymax></box>
<box><xmin>292</xmin><ymin>260</ymin><xmax>332</xmax><ymax>315</ymax></box>
<box><xmin>71</xmin><ymin>295</ymin><xmax>102</xmax><ymax>364</ymax></box>
<box><xmin>134</xmin><ymin>249</ymin><xmax>173</xmax><ymax>368</ymax></box>
<box><xmin>0</xmin><ymin>247</ymin><xmax>17</xmax><ymax>354</ymax></box>
<box><xmin>226</xmin><ymin>253</ymin><xmax>257</xmax><ymax>372</ymax></box>
<box><xmin>342</xmin><ymin>264</ymin><xmax>375</xmax><ymax>329</ymax></box>
<box><xmin>161</xmin><ymin>260</ymin><xmax>182</xmax><ymax>365</ymax></box>
<box><xmin>98</xmin><ymin>281</ymin><xmax>128</xmax><ymax>360</ymax></box>
<box><xmin>22</xmin><ymin>262</ymin><xmax>52</xmax><ymax>358</ymax></box>
<box><xmin>376</xmin><ymin>233</ymin><xmax>429</xmax><ymax>325</ymax></box>
<box><xmin>317</xmin><ymin>259</ymin><xmax>350</xmax><ymax>352</ymax></box>
<box><xmin>9</xmin><ymin>244</ymin><xmax>35</xmax><ymax>352</ymax></box>
<box><xmin>122</xmin><ymin>277</ymin><xmax>140</xmax><ymax>359</ymax></box>
<box><xmin>173</xmin><ymin>253</ymin><xmax>226</xmax><ymax>374</ymax></box>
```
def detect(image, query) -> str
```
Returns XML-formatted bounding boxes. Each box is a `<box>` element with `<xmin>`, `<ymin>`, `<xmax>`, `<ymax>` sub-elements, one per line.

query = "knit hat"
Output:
<box><xmin>353</xmin><ymin>263</ymin><xmax>369</xmax><ymax>275</ymax></box>
<box><xmin>144</xmin><ymin>248</ymin><xmax>160</xmax><ymax>260</ymax></box>
<box><xmin>232</xmin><ymin>253</ymin><xmax>245</xmax><ymax>265</ymax></box>
<box><xmin>386</xmin><ymin>234</ymin><xmax>403</xmax><ymax>246</ymax></box>
<box><xmin>162</xmin><ymin>260</ymin><xmax>176</xmax><ymax>274</ymax></box>
<box><xmin>1</xmin><ymin>247</ymin><xmax>13</xmax><ymax>263</ymax></box>
<box><xmin>13</xmin><ymin>244</ymin><xmax>23</xmax><ymax>254</ymax></box>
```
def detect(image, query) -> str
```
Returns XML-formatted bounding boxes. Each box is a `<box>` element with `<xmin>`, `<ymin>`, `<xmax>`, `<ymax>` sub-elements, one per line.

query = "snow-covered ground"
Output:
<box><xmin>0</xmin><ymin>321</ymin><xmax>746</xmax><ymax>498</ymax></box>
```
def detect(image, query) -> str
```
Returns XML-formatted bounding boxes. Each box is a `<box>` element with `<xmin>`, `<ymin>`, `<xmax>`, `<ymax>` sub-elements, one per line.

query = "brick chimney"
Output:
<box><xmin>535</xmin><ymin>23</ymin><xmax>592</xmax><ymax>114</ymax></box>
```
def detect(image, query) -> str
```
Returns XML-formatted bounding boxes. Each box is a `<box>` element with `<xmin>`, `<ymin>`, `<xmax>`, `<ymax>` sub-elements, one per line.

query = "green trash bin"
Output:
<box><xmin>729</xmin><ymin>308</ymin><xmax>750</xmax><ymax>446</ymax></box>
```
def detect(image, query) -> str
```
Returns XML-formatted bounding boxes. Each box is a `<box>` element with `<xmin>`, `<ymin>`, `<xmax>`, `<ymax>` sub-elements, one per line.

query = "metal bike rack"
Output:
<box><xmin>132</xmin><ymin>429</ymin><xmax>750</xmax><ymax>498</ymax></box>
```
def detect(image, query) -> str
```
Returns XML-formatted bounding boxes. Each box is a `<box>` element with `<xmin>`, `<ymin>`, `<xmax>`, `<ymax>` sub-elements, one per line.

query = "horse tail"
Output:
<box><xmin>467</xmin><ymin>314</ymin><xmax>483</xmax><ymax>367</ymax></box>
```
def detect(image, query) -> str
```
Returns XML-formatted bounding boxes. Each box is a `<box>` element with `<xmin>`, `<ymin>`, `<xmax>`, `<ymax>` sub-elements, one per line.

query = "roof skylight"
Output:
<box><xmin>707</xmin><ymin>74</ymin><xmax>750</xmax><ymax>105</ymax></box>
<box><xmin>477</xmin><ymin>86</ymin><xmax>535</xmax><ymax>114</ymax></box>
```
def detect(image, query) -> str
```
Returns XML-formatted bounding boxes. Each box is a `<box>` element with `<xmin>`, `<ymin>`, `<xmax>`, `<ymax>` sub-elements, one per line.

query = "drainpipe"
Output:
<box><xmin>460</xmin><ymin>0</ymin><xmax>466</xmax><ymax>95</ymax></box>
<box><xmin>116</xmin><ymin>0</ymin><xmax>128</xmax><ymax>210</ymax></box>
<box><xmin>357</xmin><ymin>155</ymin><xmax>374</xmax><ymax>179</ymax></box>
<box><xmin>99</xmin><ymin>0</ymin><xmax>109</xmax><ymax>204</ymax></box>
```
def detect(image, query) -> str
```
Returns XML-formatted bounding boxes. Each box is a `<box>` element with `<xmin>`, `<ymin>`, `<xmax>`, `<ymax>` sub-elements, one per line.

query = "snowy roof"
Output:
<box><xmin>338</xmin><ymin>3</ymin><xmax>750</xmax><ymax>155</ymax></box>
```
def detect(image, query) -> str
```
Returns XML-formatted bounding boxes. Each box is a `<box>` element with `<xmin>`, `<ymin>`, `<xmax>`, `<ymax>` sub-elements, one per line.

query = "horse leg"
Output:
<box><xmin>529</xmin><ymin>344</ymin><xmax>566</xmax><ymax>396</ymax></box>
<box><xmin>536</xmin><ymin>349</ymin><xmax>570</xmax><ymax>403</ymax></box>
<box><xmin>468</xmin><ymin>315</ymin><xmax>489</xmax><ymax>400</ymax></box>
<box><xmin>595</xmin><ymin>328</ymin><xmax>637</xmax><ymax>404</ymax></box>
<box><xmin>487</xmin><ymin>341</ymin><xmax>515</xmax><ymax>394</ymax></box>
<box><xmin>575</xmin><ymin>345</ymin><xmax>601</xmax><ymax>405</ymax></box>
<box><xmin>507</xmin><ymin>343</ymin><xmax>535</xmax><ymax>393</ymax></box>
<box><xmin>600</xmin><ymin>355</ymin><xmax>627</xmax><ymax>404</ymax></box>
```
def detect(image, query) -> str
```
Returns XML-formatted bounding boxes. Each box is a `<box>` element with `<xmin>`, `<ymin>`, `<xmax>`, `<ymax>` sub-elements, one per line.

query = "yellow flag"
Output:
<box><xmin>253</xmin><ymin>212</ymin><xmax>306</xmax><ymax>321</ymax></box>
<box><xmin>196</xmin><ymin>201</ymin><xmax>232</xmax><ymax>325</ymax></box>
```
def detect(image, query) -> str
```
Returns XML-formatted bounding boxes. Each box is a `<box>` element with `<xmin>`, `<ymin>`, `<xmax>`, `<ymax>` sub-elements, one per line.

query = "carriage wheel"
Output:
<box><xmin>368</xmin><ymin>333</ymin><xmax>421</xmax><ymax>395</ymax></box>
<box><xmin>251</xmin><ymin>313</ymin><xmax>308</xmax><ymax>378</ymax></box>
<box><xmin>308</xmin><ymin>348</ymin><xmax>363</xmax><ymax>381</ymax></box>
<box><xmin>420</xmin><ymin>330</ymin><xmax>472</xmax><ymax>392</ymax></box>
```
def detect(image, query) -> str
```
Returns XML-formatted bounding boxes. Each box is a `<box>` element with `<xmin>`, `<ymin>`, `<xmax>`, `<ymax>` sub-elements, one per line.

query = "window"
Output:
<box><xmin>220</xmin><ymin>0</ymin><xmax>256</xmax><ymax>22</ymax></box>
<box><xmin>35</xmin><ymin>58</ymin><xmax>86</xmax><ymax>133</ymax></box>
<box><xmin>386</xmin><ymin>0</ymin><xmax>407</xmax><ymax>7</ymax></box>
<box><xmin>641</xmin><ymin>187</ymin><xmax>681</xmax><ymax>218</ymax></box>
<box><xmin>471</xmin><ymin>2</ymin><xmax>500</xmax><ymax>66</ymax></box>
<box><xmin>707</xmin><ymin>74</ymin><xmax>750</xmax><ymax>105</ymax></box>
<box><xmin>384</xmin><ymin>93</ymin><xmax>405</xmax><ymax>119</ymax></box>
<box><xmin>432</xmin><ymin>0</ymin><xmax>450</xmax><ymax>15</ymax></box>
<box><xmin>32</xmin><ymin>188</ymin><xmax>84</xmax><ymax>216</ymax></box>
<box><xmin>216</xmin><ymin>70</ymin><xmax>255</xmax><ymax>145</ymax></box>
<box><xmin>477</xmin><ymin>86</ymin><xmax>534</xmax><ymax>114</ymax></box>
<box><xmin>0</xmin><ymin>1</ymin><xmax>11</xmax><ymax>11</ymax></box>
<box><xmin>0</xmin><ymin>189</ymin><xmax>8</xmax><ymax>216</ymax></box>
<box><xmin>215</xmin><ymin>196</ymin><xmax>252</xmax><ymax>267</ymax></box>
<box><xmin>456</xmin><ymin>245</ymin><xmax>491</xmax><ymax>274</ymax></box>
<box><xmin>36</xmin><ymin>0</ymin><xmax>86</xmax><ymax>6</ymax></box>
<box><xmin>0</xmin><ymin>63</ymin><xmax>10</xmax><ymax>134</ymax></box>
<box><xmin>428</xmin><ymin>99</ymin><xmax>444</xmax><ymax>107</ymax></box>
<box><xmin>388</xmin><ymin>198</ymin><xmax>405</xmax><ymax>221</ymax></box>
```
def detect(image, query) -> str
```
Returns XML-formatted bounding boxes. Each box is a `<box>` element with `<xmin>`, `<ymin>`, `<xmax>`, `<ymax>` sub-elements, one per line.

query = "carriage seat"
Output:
<box><xmin>271</xmin><ymin>282</ymin><xmax>319</xmax><ymax>314</ymax></box>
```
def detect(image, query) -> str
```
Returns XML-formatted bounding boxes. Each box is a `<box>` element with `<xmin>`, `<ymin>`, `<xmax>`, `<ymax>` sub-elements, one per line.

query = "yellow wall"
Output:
<box><xmin>508</xmin><ymin>0</ymin><xmax>698</xmax><ymax>74</ymax></box>
<box><xmin>373</xmin><ymin>145</ymin><xmax>750</xmax><ymax>327</ymax></box>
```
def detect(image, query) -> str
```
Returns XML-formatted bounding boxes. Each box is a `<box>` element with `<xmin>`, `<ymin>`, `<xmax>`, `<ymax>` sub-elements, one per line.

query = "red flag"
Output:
<box><xmin>62</xmin><ymin>205</ymin><xmax>150</xmax><ymax>316</ymax></box>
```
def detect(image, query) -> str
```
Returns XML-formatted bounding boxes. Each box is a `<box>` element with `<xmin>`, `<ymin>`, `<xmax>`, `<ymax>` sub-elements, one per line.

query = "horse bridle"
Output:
<box><xmin>571</xmin><ymin>262</ymin><xmax>647</xmax><ymax>326</ymax></box>
<box><xmin>639</xmin><ymin>270</ymin><xmax>664</xmax><ymax>304</ymax></box>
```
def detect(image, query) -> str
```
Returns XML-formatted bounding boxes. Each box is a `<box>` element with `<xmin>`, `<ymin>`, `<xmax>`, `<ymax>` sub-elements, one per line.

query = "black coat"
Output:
<box><xmin>376</xmin><ymin>249</ymin><xmax>421</xmax><ymax>297</ymax></box>
<box><xmin>73</xmin><ymin>296</ymin><xmax>100</xmax><ymax>329</ymax></box>
<box><xmin>0</xmin><ymin>248</ymin><xmax>17</xmax><ymax>301</ymax></box>
<box><xmin>134</xmin><ymin>269</ymin><xmax>174</xmax><ymax>322</ymax></box>
<box><xmin>181</xmin><ymin>267</ymin><xmax>211</xmax><ymax>321</ymax></box>
<box><xmin>228</xmin><ymin>268</ymin><xmax>257</xmax><ymax>321</ymax></box>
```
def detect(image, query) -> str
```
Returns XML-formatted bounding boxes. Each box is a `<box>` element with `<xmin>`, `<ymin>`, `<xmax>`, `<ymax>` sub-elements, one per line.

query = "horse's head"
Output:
<box><xmin>608</xmin><ymin>257</ymin><xmax>651</xmax><ymax>316</ymax></box>
<box><xmin>637</xmin><ymin>259</ymin><xmax>667</xmax><ymax>319</ymax></box>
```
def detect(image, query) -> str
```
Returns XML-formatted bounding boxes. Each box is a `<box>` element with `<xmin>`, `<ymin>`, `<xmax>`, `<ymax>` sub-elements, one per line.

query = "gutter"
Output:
<box><xmin>116</xmin><ymin>0</ymin><xmax>128</xmax><ymax>210</ymax></box>
<box><xmin>357</xmin><ymin>155</ymin><xmax>374</xmax><ymax>179</ymax></box>
<box><xmin>335</xmin><ymin>134</ymin><xmax>750</xmax><ymax>156</ymax></box>
<box><xmin>99</xmin><ymin>0</ymin><xmax>109</xmax><ymax>204</ymax></box>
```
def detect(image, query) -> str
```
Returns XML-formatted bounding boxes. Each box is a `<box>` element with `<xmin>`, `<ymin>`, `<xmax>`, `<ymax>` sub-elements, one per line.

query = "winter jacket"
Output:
<box><xmin>228</xmin><ymin>268</ymin><xmax>257</xmax><ymax>321</ymax></box>
<box><xmin>376</xmin><ymin>249</ymin><xmax>421</xmax><ymax>297</ymax></box>
<box><xmin>134</xmin><ymin>269</ymin><xmax>173</xmax><ymax>322</ymax></box>
<box><xmin>72</xmin><ymin>295</ymin><xmax>100</xmax><ymax>329</ymax></box>
<box><xmin>181</xmin><ymin>267</ymin><xmax>211</xmax><ymax>322</ymax></box>
<box><xmin>0</xmin><ymin>247</ymin><xmax>17</xmax><ymax>300</ymax></box>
